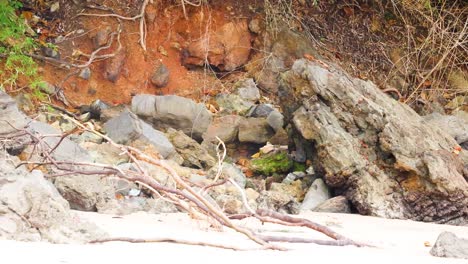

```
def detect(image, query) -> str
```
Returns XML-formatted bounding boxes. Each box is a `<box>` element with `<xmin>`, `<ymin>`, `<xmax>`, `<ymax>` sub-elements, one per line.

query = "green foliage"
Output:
<box><xmin>0</xmin><ymin>0</ymin><xmax>42</xmax><ymax>92</ymax></box>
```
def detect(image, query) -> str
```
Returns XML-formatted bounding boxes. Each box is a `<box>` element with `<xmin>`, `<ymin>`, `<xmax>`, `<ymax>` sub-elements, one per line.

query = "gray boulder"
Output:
<box><xmin>238</xmin><ymin>118</ymin><xmax>275</xmax><ymax>144</ymax></box>
<box><xmin>314</xmin><ymin>196</ymin><xmax>351</xmax><ymax>213</ymax></box>
<box><xmin>132</xmin><ymin>94</ymin><xmax>212</xmax><ymax>140</ymax></box>
<box><xmin>300</xmin><ymin>179</ymin><xmax>331</xmax><ymax>211</ymax></box>
<box><xmin>104</xmin><ymin>110</ymin><xmax>175</xmax><ymax>158</ymax></box>
<box><xmin>0</xmin><ymin>155</ymin><xmax>105</xmax><ymax>242</ymax></box>
<box><xmin>430</xmin><ymin>232</ymin><xmax>468</xmax><ymax>259</ymax></box>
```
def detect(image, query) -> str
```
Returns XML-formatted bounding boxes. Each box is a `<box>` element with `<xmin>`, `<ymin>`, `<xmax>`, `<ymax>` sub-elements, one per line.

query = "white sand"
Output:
<box><xmin>1</xmin><ymin>211</ymin><xmax>467</xmax><ymax>264</ymax></box>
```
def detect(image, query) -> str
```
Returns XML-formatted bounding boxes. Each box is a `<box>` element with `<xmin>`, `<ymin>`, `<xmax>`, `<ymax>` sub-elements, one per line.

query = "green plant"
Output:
<box><xmin>0</xmin><ymin>0</ymin><xmax>42</xmax><ymax>92</ymax></box>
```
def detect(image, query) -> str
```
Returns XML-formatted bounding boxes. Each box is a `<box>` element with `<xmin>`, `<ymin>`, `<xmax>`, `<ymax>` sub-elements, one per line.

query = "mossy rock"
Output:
<box><xmin>250</xmin><ymin>151</ymin><xmax>293</xmax><ymax>175</ymax></box>
<box><xmin>292</xmin><ymin>161</ymin><xmax>306</xmax><ymax>172</ymax></box>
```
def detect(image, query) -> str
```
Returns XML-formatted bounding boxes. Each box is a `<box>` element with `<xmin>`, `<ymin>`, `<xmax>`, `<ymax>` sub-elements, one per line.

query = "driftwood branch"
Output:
<box><xmin>90</xmin><ymin>237</ymin><xmax>251</xmax><ymax>251</ymax></box>
<box><xmin>2</xmin><ymin>112</ymin><xmax>370</xmax><ymax>250</ymax></box>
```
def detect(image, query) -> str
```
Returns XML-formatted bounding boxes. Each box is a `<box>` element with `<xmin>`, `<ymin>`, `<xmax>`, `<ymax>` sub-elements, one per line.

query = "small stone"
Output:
<box><xmin>300</xmin><ymin>178</ymin><xmax>331</xmax><ymax>211</ymax></box>
<box><xmin>94</xmin><ymin>28</ymin><xmax>110</xmax><ymax>48</ymax></box>
<box><xmin>39</xmin><ymin>82</ymin><xmax>56</xmax><ymax>95</ymax></box>
<box><xmin>247</xmin><ymin>104</ymin><xmax>274</xmax><ymax>117</ymax></box>
<box><xmin>104</xmin><ymin>50</ymin><xmax>126</xmax><ymax>83</ymax></box>
<box><xmin>282</xmin><ymin>173</ymin><xmax>297</xmax><ymax>184</ymax></box>
<box><xmin>79</xmin><ymin>67</ymin><xmax>91</xmax><ymax>80</ymax></box>
<box><xmin>236</xmin><ymin>78</ymin><xmax>260</xmax><ymax>101</ymax></box>
<box><xmin>306</xmin><ymin>165</ymin><xmax>315</xmax><ymax>175</ymax></box>
<box><xmin>151</xmin><ymin>63</ymin><xmax>170</xmax><ymax>88</ymax></box>
<box><xmin>41</xmin><ymin>46</ymin><xmax>60</xmax><ymax>59</ymax></box>
<box><xmin>78</xmin><ymin>112</ymin><xmax>91</xmax><ymax>122</ymax></box>
<box><xmin>430</xmin><ymin>232</ymin><xmax>468</xmax><ymax>259</ymax></box>
<box><xmin>314</xmin><ymin>196</ymin><xmax>351</xmax><ymax>213</ymax></box>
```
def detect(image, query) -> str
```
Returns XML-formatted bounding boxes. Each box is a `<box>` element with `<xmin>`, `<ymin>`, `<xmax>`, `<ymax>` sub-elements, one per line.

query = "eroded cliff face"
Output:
<box><xmin>278</xmin><ymin>59</ymin><xmax>468</xmax><ymax>223</ymax></box>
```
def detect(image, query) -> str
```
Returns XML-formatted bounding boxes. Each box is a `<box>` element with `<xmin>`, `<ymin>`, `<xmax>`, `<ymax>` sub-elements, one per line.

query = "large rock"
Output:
<box><xmin>280</xmin><ymin>59</ymin><xmax>468</xmax><ymax>223</ymax></box>
<box><xmin>430</xmin><ymin>232</ymin><xmax>468</xmax><ymax>259</ymax></box>
<box><xmin>300</xmin><ymin>179</ymin><xmax>331</xmax><ymax>211</ymax></box>
<box><xmin>166</xmin><ymin>128</ymin><xmax>215</xmax><ymax>169</ymax></box>
<box><xmin>238</xmin><ymin>118</ymin><xmax>275</xmax><ymax>144</ymax></box>
<box><xmin>0</xmin><ymin>154</ymin><xmax>105</xmax><ymax>242</ymax></box>
<box><xmin>184</xmin><ymin>21</ymin><xmax>251</xmax><ymax>71</ymax></box>
<box><xmin>131</xmin><ymin>94</ymin><xmax>212</xmax><ymax>140</ymax></box>
<box><xmin>215</xmin><ymin>94</ymin><xmax>254</xmax><ymax>115</ymax></box>
<box><xmin>202</xmin><ymin>115</ymin><xmax>243</xmax><ymax>144</ymax></box>
<box><xmin>104</xmin><ymin>110</ymin><xmax>175</xmax><ymax>158</ymax></box>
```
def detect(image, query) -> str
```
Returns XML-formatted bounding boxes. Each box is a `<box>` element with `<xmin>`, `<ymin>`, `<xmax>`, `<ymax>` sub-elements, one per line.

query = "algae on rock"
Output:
<box><xmin>250</xmin><ymin>151</ymin><xmax>293</xmax><ymax>175</ymax></box>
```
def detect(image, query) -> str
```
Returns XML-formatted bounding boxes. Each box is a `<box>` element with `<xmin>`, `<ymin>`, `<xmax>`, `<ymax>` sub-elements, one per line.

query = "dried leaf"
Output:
<box><xmin>251</xmin><ymin>152</ymin><xmax>261</xmax><ymax>158</ymax></box>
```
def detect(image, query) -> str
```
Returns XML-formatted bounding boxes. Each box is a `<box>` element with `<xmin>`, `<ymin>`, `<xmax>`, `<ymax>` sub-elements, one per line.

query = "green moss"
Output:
<box><xmin>292</xmin><ymin>162</ymin><xmax>306</xmax><ymax>172</ymax></box>
<box><xmin>250</xmin><ymin>151</ymin><xmax>292</xmax><ymax>175</ymax></box>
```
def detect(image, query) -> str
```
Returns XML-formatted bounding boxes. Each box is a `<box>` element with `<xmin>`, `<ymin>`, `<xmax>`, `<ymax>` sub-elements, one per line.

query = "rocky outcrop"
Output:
<box><xmin>184</xmin><ymin>21</ymin><xmax>251</xmax><ymax>71</ymax></box>
<box><xmin>131</xmin><ymin>94</ymin><xmax>212</xmax><ymax>140</ymax></box>
<box><xmin>1</xmin><ymin>91</ymin><xmax>116</xmax><ymax>212</ymax></box>
<box><xmin>279</xmin><ymin>59</ymin><xmax>468</xmax><ymax>223</ymax></box>
<box><xmin>0</xmin><ymin>154</ymin><xmax>105</xmax><ymax>242</ymax></box>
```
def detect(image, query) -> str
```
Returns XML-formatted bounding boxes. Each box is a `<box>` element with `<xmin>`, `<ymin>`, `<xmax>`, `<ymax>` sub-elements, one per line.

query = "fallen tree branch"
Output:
<box><xmin>2</xmin><ymin>114</ymin><xmax>369</xmax><ymax>250</ymax></box>
<box><xmin>90</xmin><ymin>237</ymin><xmax>253</xmax><ymax>251</ymax></box>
